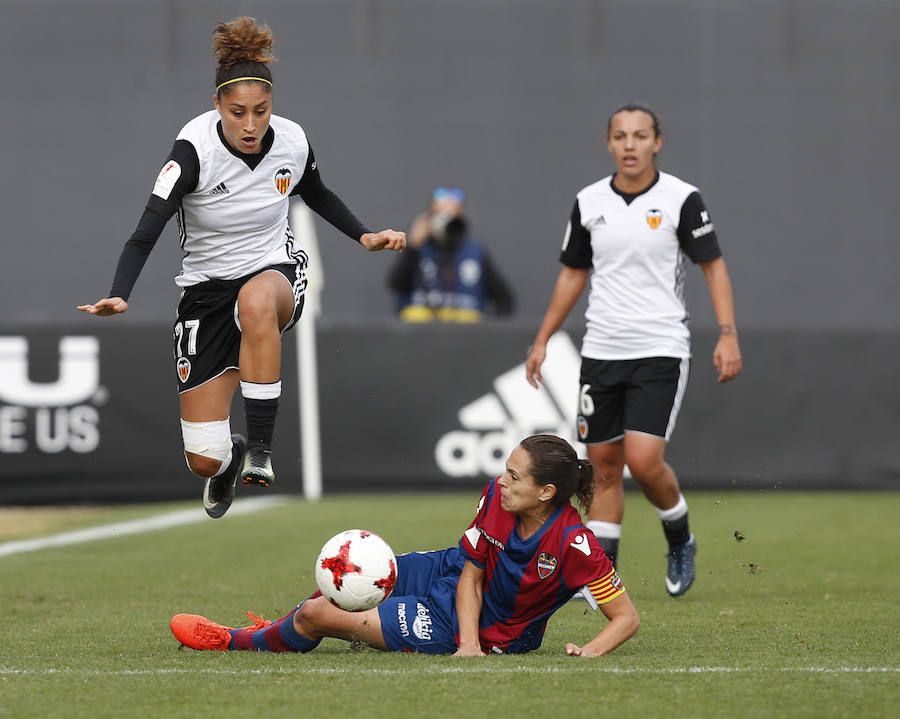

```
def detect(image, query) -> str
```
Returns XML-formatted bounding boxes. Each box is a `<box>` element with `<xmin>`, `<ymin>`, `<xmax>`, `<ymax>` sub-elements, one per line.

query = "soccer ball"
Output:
<box><xmin>314</xmin><ymin>529</ymin><xmax>397</xmax><ymax>612</ymax></box>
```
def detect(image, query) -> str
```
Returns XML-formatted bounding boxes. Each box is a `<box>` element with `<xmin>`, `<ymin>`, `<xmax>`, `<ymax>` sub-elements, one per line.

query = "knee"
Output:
<box><xmin>593</xmin><ymin>457</ymin><xmax>624</xmax><ymax>482</ymax></box>
<box><xmin>181</xmin><ymin>419</ymin><xmax>232</xmax><ymax>478</ymax></box>
<box><xmin>294</xmin><ymin>597</ymin><xmax>329</xmax><ymax>635</ymax></box>
<box><xmin>624</xmin><ymin>449</ymin><xmax>663</xmax><ymax>479</ymax></box>
<box><xmin>185</xmin><ymin>452</ymin><xmax>223</xmax><ymax>478</ymax></box>
<box><xmin>237</xmin><ymin>286</ymin><xmax>278</xmax><ymax>330</ymax></box>
<box><xmin>589</xmin><ymin>449</ymin><xmax>625</xmax><ymax>484</ymax></box>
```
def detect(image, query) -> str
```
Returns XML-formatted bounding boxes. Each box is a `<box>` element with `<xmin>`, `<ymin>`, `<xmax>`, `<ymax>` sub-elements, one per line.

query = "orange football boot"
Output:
<box><xmin>170</xmin><ymin>614</ymin><xmax>233</xmax><ymax>651</ymax></box>
<box><xmin>170</xmin><ymin>611</ymin><xmax>272</xmax><ymax>651</ymax></box>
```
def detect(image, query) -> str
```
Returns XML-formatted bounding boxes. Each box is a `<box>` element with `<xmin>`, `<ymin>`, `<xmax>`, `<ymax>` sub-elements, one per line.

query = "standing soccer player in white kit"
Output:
<box><xmin>79</xmin><ymin>17</ymin><xmax>405</xmax><ymax>518</ymax></box>
<box><xmin>526</xmin><ymin>103</ymin><xmax>742</xmax><ymax>596</ymax></box>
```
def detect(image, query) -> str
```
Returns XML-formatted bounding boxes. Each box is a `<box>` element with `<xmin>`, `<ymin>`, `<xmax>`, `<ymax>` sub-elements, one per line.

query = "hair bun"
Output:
<box><xmin>212</xmin><ymin>17</ymin><xmax>276</xmax><ymax>70</ymax></box>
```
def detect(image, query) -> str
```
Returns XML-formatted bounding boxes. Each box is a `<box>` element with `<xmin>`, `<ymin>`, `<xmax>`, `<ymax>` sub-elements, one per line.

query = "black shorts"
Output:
<box><xmin>173</xmin><ymin>263</ymin><xmax>305</xmax><ymax>393</ymax></box>
<box><xmin>576</xmin><ymin>357</ymin><xmax>690</xmax><ymax>443</ymax></box>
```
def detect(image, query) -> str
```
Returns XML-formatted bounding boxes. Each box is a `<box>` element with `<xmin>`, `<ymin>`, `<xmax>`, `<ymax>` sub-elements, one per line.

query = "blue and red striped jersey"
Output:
<box><xmin>458</xmin><ymin>478</ymin><xmax>624</xmax><ymax>654</ymax></box>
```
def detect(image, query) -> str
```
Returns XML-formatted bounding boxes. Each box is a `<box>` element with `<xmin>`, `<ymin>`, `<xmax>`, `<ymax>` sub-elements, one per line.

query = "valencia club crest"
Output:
<box><xmin>645</xmin><ymin>208</ymin><xmax>663</xmax><ymax>229</ymax></box>
<box><xmin>274</xmin><ymin>168</ymin><xmax>292</xmax><ymax>195</ymax></box>
<box><xmin>176</xmin><ymin>357</ymin><xmax>191</xmax><ymax>383</ymax></box>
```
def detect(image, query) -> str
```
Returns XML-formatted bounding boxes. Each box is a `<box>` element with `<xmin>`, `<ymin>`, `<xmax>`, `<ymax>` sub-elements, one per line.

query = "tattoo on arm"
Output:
<box><xmin>719</xmin><ymin>324</ymin><xmax>736</xmax><ymax>336</ymax></box>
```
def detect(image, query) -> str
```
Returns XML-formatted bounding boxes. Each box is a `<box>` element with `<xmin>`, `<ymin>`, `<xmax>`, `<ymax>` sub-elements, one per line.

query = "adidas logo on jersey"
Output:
<box><xmin>208</xmin><ymin>182</ymin><xmax>229</xmax><ymax>196</ymax></box>
<box><xmin>434</xmin><ymin>333</ymin><xmax>586</xmax><ymax>477</ymax></box>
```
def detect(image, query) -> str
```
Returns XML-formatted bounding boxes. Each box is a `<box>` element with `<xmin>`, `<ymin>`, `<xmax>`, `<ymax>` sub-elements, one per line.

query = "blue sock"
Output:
<box><xmin>238</xmin><ymin>604</ymin><xmax>320</xmax><ymax>653</ymax></box>
<box><xmin>278</xmin><ymin>609</ymin><xmax>322</xmax><ymax>653</ymax></box>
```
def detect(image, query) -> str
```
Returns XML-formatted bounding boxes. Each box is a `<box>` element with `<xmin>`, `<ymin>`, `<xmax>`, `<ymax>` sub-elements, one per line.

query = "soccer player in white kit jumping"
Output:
<box><xmin>526</xmin><ymin>103</ymin><xmax>742</xmax><ymax>596</ymax></box>
<box><xmin>79</xmin><ymin>17</ymin><xmax>405</xmax><ymax>518</ymax></box>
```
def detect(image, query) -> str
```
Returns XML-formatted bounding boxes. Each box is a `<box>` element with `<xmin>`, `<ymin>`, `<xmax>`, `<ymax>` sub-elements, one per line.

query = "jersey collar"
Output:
<box><xmin>216</xmin><ymin>122</ymin><xmax>275</xmax><ymax>170</ymax></box>
<box><xmin>513</xmin><ymin>501</ymin><xmax>567</xmax><ymax>545</ymax></box>
<box><xmin>610</xmin><ymin>170</ymin><xmax>660</xmax><ymax>205</ymax></box>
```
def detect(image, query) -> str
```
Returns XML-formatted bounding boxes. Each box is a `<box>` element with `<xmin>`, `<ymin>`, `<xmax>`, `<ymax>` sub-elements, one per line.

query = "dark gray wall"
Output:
<box><xmin>2</xmin><ymin>0</ymin><xmax>898</xmax><ymax>330</ymax></box>
<box><xmin>2</xmin><ymin>324</ymin><xmax>895</xmax><ymax>504</ymax></box>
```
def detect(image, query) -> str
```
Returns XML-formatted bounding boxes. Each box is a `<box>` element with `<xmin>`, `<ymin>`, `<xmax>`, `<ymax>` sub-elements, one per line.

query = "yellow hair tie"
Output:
<box><xmin>216</xmin><ymin>76</ymin><xmax>273</xmax><ymax>92</ymax></box>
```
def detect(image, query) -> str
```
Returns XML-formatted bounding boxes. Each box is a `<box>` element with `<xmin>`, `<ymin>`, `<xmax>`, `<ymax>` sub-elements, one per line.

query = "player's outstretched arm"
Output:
<box><xmin>453</xmin><ymin>560</ymin><xmax>486</xmax><ymax>657</ymax></box>
<box><xmin>700</xmin><ymin>257</ymin><xmax>742</xmax><ymax>383</ymax></box>
<box><xmin>77</xmin><ymin>297</ymin><xmax>129</xmax><ymax>317</ymax></box>
<box><xmin>360</xmin><ymin>229</ymin><xmax>407</xmax><ymax>252</ymax></box>
<box><xmin>526</xmin><ymin>266</ymin><xmax>590</xmax><ymax>388</ymax></box>
<box><xmin>565</xmin><ymin>591</ymin><xmax>639</xmax><ymax>657</ymax></box>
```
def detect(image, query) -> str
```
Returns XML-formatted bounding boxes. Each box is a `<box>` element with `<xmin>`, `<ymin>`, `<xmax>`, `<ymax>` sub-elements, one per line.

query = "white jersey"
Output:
<box><xmin>155</xmin><ymin>110</ymin><xmax>310</xmax><ymax>287</ymax></box>
<box><xmin>109</xmin><ymin>110</ymin><xmax>369</xmax><ymax>302</ymax></box>
<box><xmin>560</xmin><ymin>171</ymin><xmax>722</xmax><ymax>360</ymax></box>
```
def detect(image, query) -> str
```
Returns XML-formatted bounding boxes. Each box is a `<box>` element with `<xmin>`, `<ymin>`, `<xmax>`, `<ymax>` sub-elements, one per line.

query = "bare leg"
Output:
<box><xmin>237</xmin><ymin>270</ymin><xmax>296</xmax><ymax>383</ymax></box>
<box><xmin>622</xmin><ymin>432</ymin><xmax>681</xmax><ymax>511</ymax></box>
<box><xmin>587</xmin><ymin>440</ymin><xmax>626</xmax><ymax>523</ymax></box>
<box><xmin>235</xmin><ymin>270</ymin><xmax>297</xmax><ymax>486</ymax></box>
<box><xmin>624</xmin><ymin>431</ymin><xmax>694</xmax><ymax>592</ymax></box>
<box><xmin>586</xmin><ymin>440</ymin><xmax>626</xmax><ymax>565</ymax></box>
<box><xmin>293</xmin><ymin>596</ymin><xmax>388</xmax><ymax>650</ymax></box>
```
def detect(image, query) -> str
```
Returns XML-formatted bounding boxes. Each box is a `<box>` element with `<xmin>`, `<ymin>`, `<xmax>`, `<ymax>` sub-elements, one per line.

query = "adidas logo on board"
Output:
<box><xmin>434</xmin><ymin>333</ymin><xmax>586</xmax><ymax>478</ymax></box>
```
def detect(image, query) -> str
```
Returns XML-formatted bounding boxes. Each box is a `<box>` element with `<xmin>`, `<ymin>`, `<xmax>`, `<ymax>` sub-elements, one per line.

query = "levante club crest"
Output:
<box><xmin>536</xmin><ymin>552</ymin><xmax>558</xmax><ymax>580</ymax></box>
<box><xmin>274</xmin><ymin>168</ymin><xmax>292</xmax><ymax>195</ymax></box>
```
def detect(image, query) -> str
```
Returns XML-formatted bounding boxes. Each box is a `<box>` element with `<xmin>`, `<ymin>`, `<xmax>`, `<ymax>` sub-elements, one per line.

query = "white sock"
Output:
<box><xmin>240</xmin><ymin>380</ymin><xmax>282</xmax><ymax>400</ymax></box>
<box><xmin>586</xmin><ymin>520</ymin><xmax>621</xmax><ymax>539</ymax></box>
<box><xmin>656</xmin><ymin>493</ymin><xmax>688</xmax><ymax>521</ymax></box>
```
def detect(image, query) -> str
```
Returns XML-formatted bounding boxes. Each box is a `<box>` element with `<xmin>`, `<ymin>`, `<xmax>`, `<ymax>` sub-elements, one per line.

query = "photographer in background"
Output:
<box><xmin>388</xmin><ymin>187</ymin><xmax>515</xmax><ymax>322</ymax></box>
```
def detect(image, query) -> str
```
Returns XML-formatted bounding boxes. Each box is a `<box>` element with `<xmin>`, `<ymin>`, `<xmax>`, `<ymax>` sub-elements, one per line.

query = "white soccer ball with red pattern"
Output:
<box><xmin>315</xmin><ymin>529</ymin><xmax>397</xmax><ymax>612</ymax></box>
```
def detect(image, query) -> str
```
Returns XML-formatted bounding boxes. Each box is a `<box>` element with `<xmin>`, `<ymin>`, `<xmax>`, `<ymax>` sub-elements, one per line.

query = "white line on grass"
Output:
<box><xmin>0</xmin><ymin>666</ymin><xmax>896</xmax><ymax>677</ymax></box>
<box><xmin>0</xmin><ymin>495</ymin><xmax>286</xmax><ymax>558</ymax></box>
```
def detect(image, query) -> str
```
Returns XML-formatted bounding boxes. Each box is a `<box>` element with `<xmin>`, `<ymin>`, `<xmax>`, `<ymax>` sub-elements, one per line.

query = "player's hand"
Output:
<box><xmin>360</xmin><ymin>229</ymin><xmax>406</xmax><ymax>252</ymax></box>
<box><xmin>525</xmin><ymin>342</ymin><xmax>546</xmax><ymax>388</ymax></box>
<box><xmin>565</xmin><ymin>642</ymin><xmax>600</xmax><ymax>657</ymax></box>
<box><xmin>77</xmin><ymin>297</ymin><xmax>128</xmax><ymax>316</ymax></box>
<box><xmin>453</xmin><ymin>644</ymin><xmax>486</xmax><ymax>657</ymax></box>
<box><xmin>713</xmin><ymin>334</ymin><xmax>742</xmax><ymax>383</ymax></box>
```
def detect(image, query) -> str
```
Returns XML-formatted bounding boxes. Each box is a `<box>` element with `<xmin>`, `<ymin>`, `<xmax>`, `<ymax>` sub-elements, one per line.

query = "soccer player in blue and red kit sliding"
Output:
<box><xmin>171</xmin><ymin>435</ymin><xmax>640</xmax><ymax>657</ymax></box>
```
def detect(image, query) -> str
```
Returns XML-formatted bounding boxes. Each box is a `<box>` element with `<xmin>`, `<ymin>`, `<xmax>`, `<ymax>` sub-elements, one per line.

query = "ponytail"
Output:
<box><xmin>519</xmin><ymin>434</ymin><xmax>594</xmax><ymax>515</ymax></box>
<box><xmin>573</xmin><ymin>459</ymin><xmax>595</xmax><ymax>515</ymax></box>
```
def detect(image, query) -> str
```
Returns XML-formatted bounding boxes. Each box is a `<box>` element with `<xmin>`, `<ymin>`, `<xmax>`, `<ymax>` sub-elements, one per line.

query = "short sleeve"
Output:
<box><xmin>458</xmin><ymin>481</ymin><xmax>495</xmax><ymax>568</ymax></box>
<box><xmin>559</xmin><ymin>199</ymin><xmax>593</xmax><ymax>269</ymax></box>
<box><xmin>561</xmin><ymin>529</ymin><xmax>625</xmax><ymax>605</ymax></box>
<box><xmin>676</xmin><ymin>191</ymin><xmax>722</xmax><ymax>263</ymax></box>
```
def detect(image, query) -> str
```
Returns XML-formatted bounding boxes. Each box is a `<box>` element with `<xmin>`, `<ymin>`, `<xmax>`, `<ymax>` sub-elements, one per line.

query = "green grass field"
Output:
<box><xmin>1</xmin><ymin>491</ymin><xmax>897</xmax><ymax>718</ymax></box>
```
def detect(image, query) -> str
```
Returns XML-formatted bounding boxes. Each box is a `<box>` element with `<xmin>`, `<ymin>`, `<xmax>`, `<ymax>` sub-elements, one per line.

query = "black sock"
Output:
<box><xmin>662</xmin><ymin>513</ymin><xmax>690</xmax><ymax>548</ymax></box>
<box><xmin>244</xmin><ymin>397</ymin><xmax>278</xmax><ymax>446</ymax></box>
<box><xmin>595</xmin><ymin>537</ymin><xmax>619</xmax><ymax>568</ymax></box>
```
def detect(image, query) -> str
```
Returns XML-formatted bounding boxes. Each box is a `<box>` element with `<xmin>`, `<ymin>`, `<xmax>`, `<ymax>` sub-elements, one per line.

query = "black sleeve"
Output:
<box><xmin>559</xmin><ymin>199</ymin><xmax>593</xmax><ymax>269</ymax></box>
<box><xmin>676</xmin><ymin>191</ymin><xmax>722</xmax><ymax>264</ymax></box>
<box><xmin>109</xmin><ymin>140</ymin><xmax>200</xmax><ymax>300</ymax></box>
<box><xmin>108</xmin><ymin>207</ymin><xmax>168</xmax><ymax>300</ymax></box>
<box><xmin>482</xmin><ymin>252</ymin><xmax>515</xmax><ymax>316</ymax></box>
<box><xmin>291</xmin><ymin>145</ymin><xmax>370</xmax><ymax>242</ymax></box>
